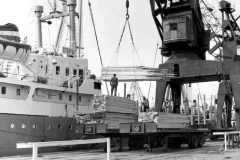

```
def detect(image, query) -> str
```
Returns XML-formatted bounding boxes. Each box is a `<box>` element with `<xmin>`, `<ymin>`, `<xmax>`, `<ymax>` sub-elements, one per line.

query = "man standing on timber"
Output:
<box><xmin>142</xmin><ymin>96</ymin><xmax>149</xmax><ymax>112</ymax></box>
<box><xmin>191</xmin><ymin>100</ymin><xmax>197</xmax><ymax>115</ymax></box>
<box><xmin>110</xmin><ymin>74</ymin><xmax>118</xmax><ymax>96</ymax></box>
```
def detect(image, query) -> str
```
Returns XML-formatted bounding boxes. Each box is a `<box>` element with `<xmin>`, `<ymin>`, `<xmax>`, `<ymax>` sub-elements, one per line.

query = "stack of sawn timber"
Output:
<box><xmin>138</xmin><ymin>112</ymin><xmax>191</xmax><ymax>129</ymax></box>
<box><xmin>78</xmin><ymin>95</ymin><xmax>138</xmax><ymax>129</ymax></box>
<box><xmin>101</xmin><ymin>66</ymin><xmax>174</xmax><ymax>82</ymax></box>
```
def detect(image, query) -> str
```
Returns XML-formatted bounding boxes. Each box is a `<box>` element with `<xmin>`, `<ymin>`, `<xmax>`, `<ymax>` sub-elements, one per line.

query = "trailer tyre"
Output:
<box><xmin>188</xmin><ymin>135</ymin><xmax>198</xmax><ymax>149</ymax></box>
<box><xmin>198</xmin><ymin>134</ymin><xmax>204</xmax><ymax>148</ymax></box>
<box><xmin>150</xmin><ymin>136</ymin><xmax>158</xmax><ymax>148</ymax></box>
<box><xmin>188</xmin><ymin>137</ymin><xmax>192</xmax><ymax>149</ymax></box>
<box><xmin>175</xmin><ymin>139</ymin><xmax>182</xmax><ymax>148</ymax></box>
<box><xmin>128</xmin><ymin>136</ymin><xmax>135</xmax><ymax>149</ymax></box>
<box><xmin>191</xmin><ymin>135</ymin><xmax>198</xmax><ymax>149</ymax></box>
<box><xmin>157</xmin><ymin>136</ymin><xmax>164</xmax><ymax>147</ymax></box>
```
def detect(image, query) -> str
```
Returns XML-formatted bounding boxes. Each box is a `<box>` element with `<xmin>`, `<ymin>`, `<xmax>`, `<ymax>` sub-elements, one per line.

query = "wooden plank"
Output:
<box><xmin>139</xmin><ymin>112</ymin><xmax>190</xmax><ymax>119</ymax></box>
<box><xmin>101</xmin><ymin>65</ymin><xmax>174</xmax><ymax>82</ymax></box>
<box><xmin>138</xmin><ymin>112</ymin><xmax>191</xmax><ymax>129</ymax></box>
<box><xmin>157</xmin><ymin>123</ymin><xmax>189</xmax><ymax>129</ymax></box>
<box><xmin>92</xmin><ymin>95</ymin><xmax>138</xmax><ymax>114</ymax></box>
<box><xmin>156</xmin><ymin>118</ymin><xmax>190</xmax><ymax>124</ymax></box>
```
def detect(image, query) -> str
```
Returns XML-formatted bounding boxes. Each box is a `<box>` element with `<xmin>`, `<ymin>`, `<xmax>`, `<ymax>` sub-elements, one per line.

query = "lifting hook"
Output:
<box><xmin>126</xmin><ymin>0</ymin><xmax>129</xmax><ymax>19</ymax></box>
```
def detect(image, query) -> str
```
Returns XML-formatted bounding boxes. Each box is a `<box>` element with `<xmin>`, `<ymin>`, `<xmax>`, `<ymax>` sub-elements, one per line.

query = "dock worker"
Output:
<box><xmin>141</xmin><ymin>96</ymin><xmax>149</xmax><ymax>112</ymax></box>
<box><xmin>190</xmin><ymin>100</ymin><xmax>197</xmax><ymax>115</ymax></box>
<box><xmin>110</xmin><ymin>73</ymin><xmax>118</xmax><ymax>96</ymax></box>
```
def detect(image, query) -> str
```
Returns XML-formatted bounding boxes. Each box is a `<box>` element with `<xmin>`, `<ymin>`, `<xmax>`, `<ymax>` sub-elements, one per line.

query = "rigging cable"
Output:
<box><xmin>106</xmin><ymin>0</ymin><xmax>129</xmax><ymax>68</ymax></box>
<box><xmin>88</xmin><ymin>0</ymin><xmax>103</xmax><ymax>67</ymax></box>
<box><xmin>47</xmin><ymin>0</ymin><xmax>55</xmax><ymax>11</ymax></box>
<box><xmin>127</xmin><ymin>19</ymin><xmax>142</xmax><ymax>66</ymax></box>
<box><xmin>147</xmin><ymin>42</ymin><xmax>159</xmax><ymax>99</ymax></box>
<box><xmin>88</xmin><ymin>0</ymin><xmax>109</xmax><ymax>95</ymax></box>
<box><xmin>126</xmin><ymin>9</ymin><xmax>142</xmax><ymax>83</ymax></box>
<box><xmin>106</xmin><ymin>0</ymin><xmax>141</xmax><ymax>74</ymax></box>
<box><xmin>103</xmin><ymin>0</ymin><xmax>129</xmax><ymax>87</ymax></box>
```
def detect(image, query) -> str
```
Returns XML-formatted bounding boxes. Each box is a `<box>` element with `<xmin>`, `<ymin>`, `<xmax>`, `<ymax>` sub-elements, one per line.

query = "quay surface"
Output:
<box><xmin>1</xmin><ymin>141</ymin><xmax>240</xmax><ymax>160</ymax></box>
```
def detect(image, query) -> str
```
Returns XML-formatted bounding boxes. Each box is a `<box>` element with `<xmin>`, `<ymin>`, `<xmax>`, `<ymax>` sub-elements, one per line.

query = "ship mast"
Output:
<box><xmin>54</xmin><ymin>0</ymin><xmax>68</xmax><ymax>53</ymax></box>
<box><xmin>34</xmin><ymin>0</ymin><xmax>79</xmax><ymax>58</ymax></box>
<box><xmin>78</xmin><ymin>0</ymin><xmax>83</xmax><ymax>58</ymax></box>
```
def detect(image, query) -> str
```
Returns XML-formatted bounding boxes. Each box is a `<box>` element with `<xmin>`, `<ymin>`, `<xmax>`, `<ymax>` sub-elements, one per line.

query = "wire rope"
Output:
<box><xmin>88</xmin><ymin>0</ymin><xmax>109</xmax><ymax>95</ymax></box>
<box><xmin>147</xmin><ymin>42</ymin><xmax>159</xmax><ymax>99</ymax></box>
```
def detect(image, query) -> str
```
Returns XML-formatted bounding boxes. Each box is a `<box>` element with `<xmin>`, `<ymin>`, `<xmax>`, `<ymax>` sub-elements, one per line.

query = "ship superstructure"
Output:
<box><xmin>0</xmin><ymin>0</ymin><xmax>101</xmax><ymax>156</ymax></box>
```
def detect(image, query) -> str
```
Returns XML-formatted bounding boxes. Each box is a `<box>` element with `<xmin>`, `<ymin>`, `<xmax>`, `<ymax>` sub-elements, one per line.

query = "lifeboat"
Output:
<box><xmin>0</xmin><ymin>23</ymin><xmax>31</xmax><ymax>64</ymax></box>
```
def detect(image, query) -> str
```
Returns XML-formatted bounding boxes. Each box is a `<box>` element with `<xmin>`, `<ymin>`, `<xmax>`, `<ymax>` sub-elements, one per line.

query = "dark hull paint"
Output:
<box><xmin>0</xmin><ymin>114</ymin><xmax>80</xmax><ymax>157</ymax></box>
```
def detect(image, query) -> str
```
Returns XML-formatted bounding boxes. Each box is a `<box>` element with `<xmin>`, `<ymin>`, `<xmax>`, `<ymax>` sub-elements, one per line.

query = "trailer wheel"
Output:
<box><xmin>150</xmin><ymin>136</ymin><xmax>158</xmax><ymax>148</ymax></box>
<box><xmin>188</xmin><ymin>137</ymin><xmax>192</xmax><ymax>149</ymax></box>
<box><xmin>128</xmin><ymin>136</ymin><xmax>135</xmax><ymax>149</ymax></box>
<box><xmin>198</xmin><ymin>134</ymin><xmax>204</xmax><ymax>148</ymax></box>
<box><xmin>128</xmin><ymin>135</ymin><xmax>145</xmax><ymax>150</ymax></box>
<box><xmin>157</xmin><ymin>136</ymin><xmax>164</xmax><ymax>147</ymax></box>
<box><xmin>188</xmin><ymin>135</ymin><xmax>198</xmax><ymax>149</ymax></box>
<box><xmin>174</xmin><ymin>138</ymin><xmax>182</xmax><ymax>148</ymax></box>
<box><xmin>191</xmin><ymin>135</ymin><xmax>198</xmax><ymax>149</ymax></box>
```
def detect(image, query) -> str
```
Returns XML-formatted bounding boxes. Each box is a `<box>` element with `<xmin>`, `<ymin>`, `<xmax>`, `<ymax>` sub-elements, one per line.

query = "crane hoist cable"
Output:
<box><xmin>104</xmin><ymin>0</ymin><xmax>129</xmax><ymax>81</ymax></box>
<box><xmin>106</xmin><ymin>0</ymin><xmax>142</xmax><ymax>80</ymax></box>
<box><xmin>127</xmin><ymin>17</ymin><xmax>142</xmax><ymax>66</ymax></box>
<box><xmin>88</xmin><ymin>0</ymin><xmax>109</xmax><ymax>95</ymax></box>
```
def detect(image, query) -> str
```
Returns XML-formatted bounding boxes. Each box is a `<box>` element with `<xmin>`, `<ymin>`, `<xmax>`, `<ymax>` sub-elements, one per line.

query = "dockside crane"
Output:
<box><xmin>149</xmin><ymin>0</ymin><xmax>240</xmax><ymax>130</ymax></box>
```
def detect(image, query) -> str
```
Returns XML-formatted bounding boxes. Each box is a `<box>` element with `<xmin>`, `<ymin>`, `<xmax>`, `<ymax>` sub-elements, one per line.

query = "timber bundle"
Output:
<box><xmin>138</xmin><ymin>112</ymin><xmax>191</xmax><ymax>129</ymax></box>
<box><xmin>101</xmin><ymin>66</ymin><xmax>174</xmax><ymax>82</ymax></box>
<box><xmin>77</xmin><ymin>95</ymin><xmax>138</xmax><ymax>129</ymax></box>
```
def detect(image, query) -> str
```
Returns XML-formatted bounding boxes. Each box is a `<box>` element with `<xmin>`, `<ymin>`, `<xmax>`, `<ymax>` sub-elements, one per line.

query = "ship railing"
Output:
<box><xmin>17</xmin><ymin>137</ymin><xmax>111</xmax><ymax>160</ymax></box>
<box><xmin>213</xmin><ymin>131</ymin><xmax>240</xmax><ymax>151</ymax></box>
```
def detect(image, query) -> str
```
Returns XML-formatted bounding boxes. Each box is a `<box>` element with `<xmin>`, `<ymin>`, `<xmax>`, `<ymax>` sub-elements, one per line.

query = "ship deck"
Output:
<box><xmin>1</xmin><ymin>141</ymin><xmax>240</xmax><ymax>160</ymax></box>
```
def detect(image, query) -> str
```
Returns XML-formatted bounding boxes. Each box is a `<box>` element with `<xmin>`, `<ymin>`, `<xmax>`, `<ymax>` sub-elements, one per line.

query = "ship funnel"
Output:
<box><xmin>67</xmin><ymin>0</ymin><xmax>77</xmax><ymax>58</ymax></box>
<box><xmin>34</xmin><ymin>6</ymin><xmax>43</xmax><ymax>48</ymax></box>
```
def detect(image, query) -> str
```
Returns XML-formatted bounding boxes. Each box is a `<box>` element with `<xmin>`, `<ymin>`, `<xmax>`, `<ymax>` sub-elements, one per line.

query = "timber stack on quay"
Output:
<box><xmin>138</xmin><ymin>112</ymin><xmax>192</xmax><ymax>129</ymax></box>
<box><xmin>77</xmin><ymin>95</ymin><xmax>138</xmax><ymax>129</ymax></box>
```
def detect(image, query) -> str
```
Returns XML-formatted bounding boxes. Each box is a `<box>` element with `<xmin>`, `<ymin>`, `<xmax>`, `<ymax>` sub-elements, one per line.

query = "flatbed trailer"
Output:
<box><xmin>76</xmin><ymin>122</ymin><xmax>210</xmax><ymax>152</ymax></box>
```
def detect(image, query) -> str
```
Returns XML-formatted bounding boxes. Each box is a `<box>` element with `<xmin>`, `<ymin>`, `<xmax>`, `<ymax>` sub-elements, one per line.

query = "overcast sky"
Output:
<box><xmin>0</xmin><ymin>0</ymin><xmax>240</xmax><ymax>107</ymax></box>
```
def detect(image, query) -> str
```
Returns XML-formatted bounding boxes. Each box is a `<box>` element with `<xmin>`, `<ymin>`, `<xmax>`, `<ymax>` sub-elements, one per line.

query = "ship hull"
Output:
<box><xmin>0</xmin><ymin>114</ymin><xmax>81</xmax><ymax>157</ymax></box>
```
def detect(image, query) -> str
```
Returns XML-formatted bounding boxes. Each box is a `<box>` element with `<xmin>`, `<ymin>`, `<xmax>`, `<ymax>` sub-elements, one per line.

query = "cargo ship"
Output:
<box><xmin>0</xmin><ymin>0</ymin><xmax>101</xmax><ymax>156</ymax></box>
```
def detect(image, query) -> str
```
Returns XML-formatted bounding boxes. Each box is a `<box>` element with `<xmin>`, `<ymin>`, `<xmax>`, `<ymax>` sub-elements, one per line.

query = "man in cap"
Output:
<box><xmin>141</xmin><ymin>96</ymin><xmax>149</xmax><ymax>112</ymax></box>
<box><xmin>110</xmin><ymin>73</ymin><xmax>118</xmax><ymax>96</ymax></box>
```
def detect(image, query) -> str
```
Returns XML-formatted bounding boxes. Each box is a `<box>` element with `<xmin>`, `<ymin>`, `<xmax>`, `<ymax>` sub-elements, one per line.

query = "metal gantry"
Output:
<box><xmin>199</xmin><ymin>0</ymin><xmax>223</xmax><ymax>60</ymax></box>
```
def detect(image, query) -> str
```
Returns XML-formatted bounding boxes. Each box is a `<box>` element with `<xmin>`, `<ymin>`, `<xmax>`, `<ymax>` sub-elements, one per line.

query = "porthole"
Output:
<box><xmin>33</xmin><ymin>59</ymin><xmax>36</xmax><ymax>62</ymax></box>
<box><xmin>58</xmin><ymin>125</ymin><xmax>62</xmax><ymax>130</ymax></box>
<box><xmin>10</xmin><ymin>124</ymin><xmax>16</xmax><ymax>129</ymax></box>
<box><xmin>33</xmin><ymin>124</ymin><xmax>37</xmax><ymax>129</ymax></box>
<box><xmin>22</xmin><ymin>124</ymin><xmax>26</xmax><ymax>129</ymax></box>
<box><xmin>46</xmin><ymin>124</ymin><xmax>50</xmax><ymax>129</ymax></box>
<box><xmin>69</xmin><ymin>125</ymin><xmax>72</xmax><ymax>130</ymax></box>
